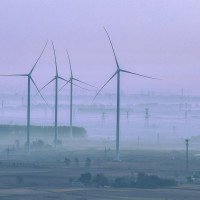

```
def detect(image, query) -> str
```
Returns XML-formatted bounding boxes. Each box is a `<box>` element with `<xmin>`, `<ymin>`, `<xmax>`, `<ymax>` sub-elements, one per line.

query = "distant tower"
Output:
<box><xmin>145</xmin><ymin>108</ymin><xmax>149</xmax><ymax>120</ymax></box>
<box><xmin>21</xmin><ymin>97</ymin><xmax>24</xmax><ymax>106</ymax></box>
<box><xmin>185</xmin><ymin>139</ymin><xmax>189</xmax><ymax>176</ymax></box>
<box><xmin>104</xmin><ymin>146</ymin><xmax>107</xmax><ymax>159</ymax></box>
<box><xmin>137</xmin><ymin>136</ymin><xmax>140</xmax><ymax>148</ymax></box>
<box><xmin>102</xmin><ymin>112</ymin><xmax>105</xmax><ymax>121</ymax></box>
<box><xmin>185</xmin><ymin>110</ymin><xmax>188</xmax><ymax>121</ymax></box>
<box><xmin>145</xmin><ymin>108</ymin><xmax>149</xmax><ymax>128</ymax></box>
<box><xmin>102</xmin><ymin>112</ymin><xmax>105</xmax><ymax>126</ymax></box>
<box><xmin>1</xmin><ymin>100</ymin><xmax>3</xmax><ymax>109</ymax></box>
<box><xmin>126</xmin><ymin>110</ymin><xmax>129</xmax><ymax>120</ymax></box>
<box><xmin>157</xmin><ymin>133</ymin><xmax>160</xmax><ymax>145</ymax></box>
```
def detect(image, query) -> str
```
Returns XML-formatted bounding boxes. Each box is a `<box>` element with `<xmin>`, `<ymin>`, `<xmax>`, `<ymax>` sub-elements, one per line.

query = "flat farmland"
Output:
<box><xmin>0</xmin><ymin>148</ymin><xmax>200</xmax><ymax>200</ymax></box>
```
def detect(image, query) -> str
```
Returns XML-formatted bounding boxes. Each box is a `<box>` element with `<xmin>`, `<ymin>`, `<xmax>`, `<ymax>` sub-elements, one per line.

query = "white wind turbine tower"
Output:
<box><xmin>93</xmin><ymin>28</ymin><xmax>159</xmax><ymax>161</ymax></box>
<box><xmin>37</xmin><ymin>41</ymin><xmax>68</xmax><ymax>148</ymax></box>
<box><xmin>0</xmin><ymin>41</ymin><xmax>48</xmax><ymax>153</ymax></box>
<box><xmin>60</xmin><ymin>50</ymin><xmax>96</xmax><ymax>138</ymax></box>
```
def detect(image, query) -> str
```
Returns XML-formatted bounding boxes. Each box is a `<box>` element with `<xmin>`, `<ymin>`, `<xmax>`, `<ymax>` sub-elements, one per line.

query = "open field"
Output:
<box><xmin>1</xmin><ymin>186</ymin><xmax>200</xmax><ymax>200</ymax></box>
<box><xmin>0</xmin><ymin>147</ymin><xmax>200</xmax><ymax>200</ymax></box>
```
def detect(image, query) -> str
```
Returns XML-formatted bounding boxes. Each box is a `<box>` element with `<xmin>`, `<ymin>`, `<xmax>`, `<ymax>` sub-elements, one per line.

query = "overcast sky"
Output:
<box><xmin>0</xmin><ymin>0</ymin><xmax>200</xmax><ymax>95</ymax></box>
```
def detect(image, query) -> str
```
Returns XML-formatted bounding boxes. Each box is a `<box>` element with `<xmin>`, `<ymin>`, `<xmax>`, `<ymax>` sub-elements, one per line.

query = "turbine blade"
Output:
<box><xmin>58</xmin><ymin>76</ymin><xmax>68</xmax><ymax>82</ymax></box>
<box><xmin>73</xmin><ymin>78</ymin><xmax>97</xmax><ymax>88</ymax></box>
<box><xmin>104</xmin><ymin>27</ymin><xmax>120</xmax><ymax>69</ymax></box>
<box><xmin>0</xmin><ymin>74</ymin><xmax>27</xmax><ymax>77</ymax></box>
<box><xmin>51</xmin><ymin>41</ymin><xmax>58</xmax><ymax>76</ymax></box>
<box><xmin>120</xmin><ymin>69</ymin><xmax>161</xmax><ymax>80</ymax></box>
<box><xmin>72</xmin><ymin>82</ymin><xmax>90</xmax><ymax>91</ymax></box>
<box><xmin>58</xmin><ymin>80</ymin><xmax>70</xmax><ymax>92</ymax></box>
<box><xmin>29</xmin><ymin>40</ymin><xmax>48</xmax><ymax>74</ymax></box>
<box><xmin>93</xmin><ymin>71</ymin><xmax>117</xmax><ymax>101</ymax></box>
<box><xmin>34</xmin><ymin>77</ymin><xmax>55</xmax><ymax>97</ymax></box>
<box><xmin>66</xmin><ymin>49</ymin><xmax>73</xmax><ymax>77</ymax></box>
<box><xmin>31</xmin><ymin>77</ymin><xmax>49</xmax><ymax>106</ymax></box>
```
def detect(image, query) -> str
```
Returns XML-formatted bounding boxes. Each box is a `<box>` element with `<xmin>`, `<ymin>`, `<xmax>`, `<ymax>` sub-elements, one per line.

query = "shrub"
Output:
<box><xmin>64</xmin><ymin>158</ymin><xmax>71</xmax><ymax>166</ymax></box>
<box><xmin>85</xmin><ymin>158</ymin><xmax>91</xmax><ymax>168</ymax></box>
<box><xmin>0</xmin><ymin>125</ymin><xmax>87</xmax><ymax>138</ymax></box>
<box><xmin>74</xmin><ymin>158</ymin><xmax>79</xmax><ymax>167</ymax></box>
<box><xmin>136</xmin><ymin>173</ymin><xmax>177</xmax><ymax>188</ymax></box>
<box><xmin>31</xmin><ymin>140</ymin><xmax>44</xmax><ymax>148</ymax></box>
<box><xmin>93</xmin><ymin>173</ymin><xmax>108</xmax><ymax>186</ymax></box>
<box><xmin>16</xmin><ymin>175</ymin><xmax>24</xmax><ymax>184</ymax></box>
<box><xmin>79</xmin><ymin>173</ymin><xmax>92</xmax><ymax>185</ymax></box>
<box><xmin>114</xmin><ymin>176</ymin><xmax>130</xmax><ymax>188</ymax></box>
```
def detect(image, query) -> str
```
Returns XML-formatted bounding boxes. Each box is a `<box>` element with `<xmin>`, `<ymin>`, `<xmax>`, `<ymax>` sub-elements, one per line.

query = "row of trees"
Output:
<box><xmin>64</xmin><ymin>157</ymin><xmax>91</xmax><ymax>167</ymax></box>
<box><xmin>77</xmin><ymin>172</ymin><xmax>177</xmax><ymax>188</ymax></box>
<box><xmin>0</xmin><ymin>125</ymin><xmax>87</xmax><ymax>137</ymax></box>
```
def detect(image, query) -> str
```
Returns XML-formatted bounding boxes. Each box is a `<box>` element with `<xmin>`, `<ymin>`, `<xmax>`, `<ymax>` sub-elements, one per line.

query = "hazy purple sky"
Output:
<box><xmin>0</xmin><ymin>0</ymin><xmax>200</xmax><ymax>94</ymax></box>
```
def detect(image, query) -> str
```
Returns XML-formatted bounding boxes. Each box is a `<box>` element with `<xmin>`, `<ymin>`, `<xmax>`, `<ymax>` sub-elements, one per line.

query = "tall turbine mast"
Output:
<box><xmin>36</xmin><ymin>41</ymin><xmax>68</xmax><ymax>148</ymax></box>
<box><xmin>0</xmin><ymin>41</ymin><xmax>48</xmax><ymax>153</ymax></box>
<box><xmin>93</xmin><ymin>28</ymin><xmax>159</xmax><ymax>161</ymax></box>
<box><xmin>66</xmin><ymin>50</ymin><xmax>73</xmax><ymax>138</ymax></box>
<box><xmin>65</xmin><ymin>50</ymin><xmax>96</xmax><ymax>138</ymax></box>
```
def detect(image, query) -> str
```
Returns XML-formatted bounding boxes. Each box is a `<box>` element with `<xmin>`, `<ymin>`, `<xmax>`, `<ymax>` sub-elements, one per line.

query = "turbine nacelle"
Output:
<box><xmin>35</xmin><ymin>42</ymin><xmax>68</xmax><ymax>95</ymax></box>
<box><xmin>0</xmin><ymin>40</ymin><xmax>49</xmax><ymax>153</ymax></box>
<box><xmin>93</xmin><ymin>27</ymin><xmax>160</xmax><ymax>161</ymax></box>
<box><xmin>58</xmin><ymin>49</ymin><xmax>97</xmax><ymax>93</ymax></box>
<box><xmin>0</xmin><ymin>41</ymin><xmax>49</xmax><ymax>106</ymax></box>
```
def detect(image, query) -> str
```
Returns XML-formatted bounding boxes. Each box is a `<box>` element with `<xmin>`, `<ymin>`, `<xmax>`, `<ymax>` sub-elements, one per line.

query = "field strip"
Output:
<box><xmin>173</xmin><ymin>185</ymin><xmax>200</xmax><ymax>191</ymax></box>
<box><xmin>90</xmin><ymin>195</ymin><xmax>166</xmax><ymax>200</ymax></box>
<box><xmin>110</xmin><ymin>197</ymin><xmax>167</xmax><ymax>200</ymax></box>
<box><xmin>0</xmin><ymin>188</ymin><xmax>47</xmax><ymax>196</ymax></box>
<box><xmin>47</xmin><ymin>188</ymin><xmax>91</xmax><ymax>192</ymax></box>
<box><xmin>42</xmin><ymin>188</ymin><xmax>171</xmax><ymax>200</ymax></box>
<box><xmin>45</xmin><ymin>187</ymin><xmax>171</xmax><ymax>194</ymax></box>
<box><xmin>45</xmin><ymin>187</ymin><xmax>175</xmax><ymax>193</ymax></box>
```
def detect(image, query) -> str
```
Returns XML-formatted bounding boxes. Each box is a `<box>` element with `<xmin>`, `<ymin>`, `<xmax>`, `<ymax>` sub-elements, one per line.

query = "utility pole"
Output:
<box><xmin>102</xmin><ymin>111</ymin><xmax>105</xmax><ymax>127</ymax></box>
<box><xmin>185</xmin><ymin>139</ymin><xmax>189</xmax><ymax>176</ymax></box>
<box><xmin>137</xmin><ymin>136</ymin><xmax>140</xmax><ymax>148</ymax></box>
<box><xmin>145</xmin><ymin>108</ymin><xmax>149</xmax><ymax>128</ymax></box>
<box><xmin>126</xmin><ymin>110</ymin><xmax>129</xmax><ymax>120</ymax></box>
<box><xmin>145</xmin><ymin>108</ymin><xmax>149</xmax><ymax>120</ymax></box>
<box><xmin>157</xmin><ymin>133</ymin><xmax>160</xmax><ymax>145</ymax></box>
<box><xmin>1</xmin><ymin>100</ymin><xmax>4</xmax><ymax>109</ymax></box>
<box><xmin>185</xmin><ymin>110</ymin><xmax>188</xmax><ymax>121</ymax></box>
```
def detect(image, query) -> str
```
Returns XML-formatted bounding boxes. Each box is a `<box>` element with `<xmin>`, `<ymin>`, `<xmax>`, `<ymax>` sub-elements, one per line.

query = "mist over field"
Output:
<box><xmin>1</xmin><ymin>0</ymin><xmax>200</xmax><ymax>199</ymax></box>
<box><xmin>0</xmin><ymin>91</ymin><xmax>199</xmax><ymax>150</ymax></box>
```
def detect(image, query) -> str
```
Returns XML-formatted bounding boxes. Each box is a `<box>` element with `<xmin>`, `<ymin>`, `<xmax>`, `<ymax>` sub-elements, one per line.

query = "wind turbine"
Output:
<box><xmin>93</xmin><ymin>28</ymin><xmax>159</xmax><ymax>161</ymax></box>
<box><xmin>60</xmin><ymin>50</ymin><xmax>96</xmax><ymax>138</ymax></box>
<box><xmin>36</xmin><ymin>41</ymin><xmax>68</xmax><ymax>148</ymax></box>
<box><xmin>0</xmin><ymin>41</ymin><xmax>48</xmax><ymax>153</ymax></box>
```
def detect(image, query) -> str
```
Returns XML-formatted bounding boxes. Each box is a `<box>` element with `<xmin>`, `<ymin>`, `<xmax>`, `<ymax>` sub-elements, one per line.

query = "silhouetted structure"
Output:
<box><xmin>185</xmin><ymin>139</ymin><xmax>189</xmax><ymax>176</ymax></box>
<box><xmin>0</xmin><ymin>41</ymin><xmax>48</xmax><ymax>153</ymax></box>
<box><xmin>37</xmin><ymin>41</ymin><xmax>68</xmax><ymax>148</ymax></box>
<box><xmin>93</xmin><ymin>28</ymin><xmax>158</xmax><ymax>161</ymax></box>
